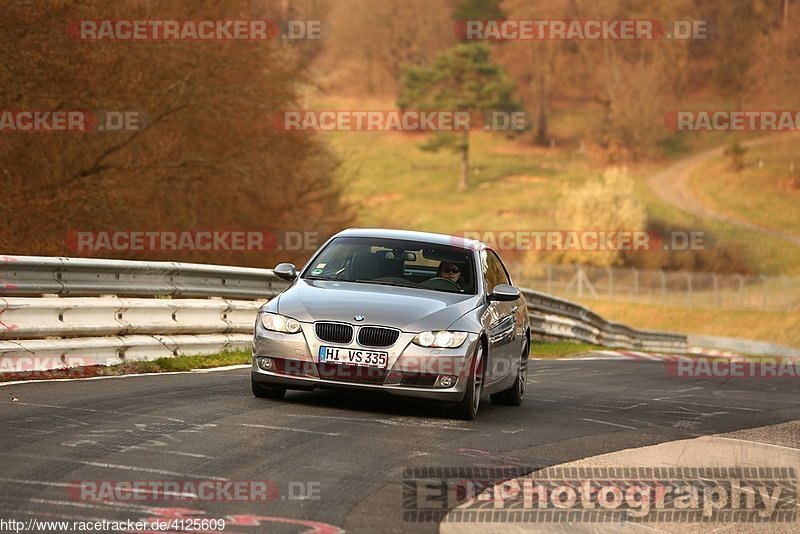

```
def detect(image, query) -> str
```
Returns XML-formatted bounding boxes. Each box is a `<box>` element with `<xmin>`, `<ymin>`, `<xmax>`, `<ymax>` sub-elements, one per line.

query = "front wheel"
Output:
<box><xmin>251</xmin><ymin>378</ymin><xmax>287</xmax><ymax>399</ymax></box>
<box><xmin>490</xmin><ymin>342</ymin><xmax>527</xmax><ymax>406</ymax></box>
<box><xmin>451</xmin><ymin>344</ymin><xmax>484</xmax><ymax>420</ymax></box>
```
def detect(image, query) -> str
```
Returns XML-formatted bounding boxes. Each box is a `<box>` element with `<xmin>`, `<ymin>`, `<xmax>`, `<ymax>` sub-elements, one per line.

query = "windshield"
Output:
<box><xmin>302</xmin><ymin>236</ymin><xmax>477</xmax><ymax>294</ymax></box>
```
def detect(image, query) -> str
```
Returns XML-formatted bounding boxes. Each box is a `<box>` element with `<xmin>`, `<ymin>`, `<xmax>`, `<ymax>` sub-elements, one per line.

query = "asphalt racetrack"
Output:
<box><xmin>1</xmin><ymin>358</ymin><xmax>798</xmax><ymax>533</ymax></box>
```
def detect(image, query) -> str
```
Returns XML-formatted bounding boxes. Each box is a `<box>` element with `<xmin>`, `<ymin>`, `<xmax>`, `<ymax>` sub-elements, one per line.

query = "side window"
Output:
<box><xmin>481</xmin><ymin>249</ymin><xmax>510</xmax><ymax>294</ymax></box>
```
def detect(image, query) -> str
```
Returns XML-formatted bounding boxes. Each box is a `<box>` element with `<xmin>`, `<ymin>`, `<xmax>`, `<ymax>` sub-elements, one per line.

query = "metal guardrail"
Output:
<box><xmin>0</xmin><ymin>255</ymin><xmax>688</xmax><ymax>373</ymax></box>
<box><xmin>522</xmin><ymin>289</ymin><xmax>687</xmax><ymax>351</ymax></box>
<box><xmin>0</xmin><ymin>297</ymin><xmax>259</xmax><ymax>338</ymax></box>
<box><xmin>0</xmin><ymin>255</ymin><xmax>287</xmax><ymax>299</ymax></box>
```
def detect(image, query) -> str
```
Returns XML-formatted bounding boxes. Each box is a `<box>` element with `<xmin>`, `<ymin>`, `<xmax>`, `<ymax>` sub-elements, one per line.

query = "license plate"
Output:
<box><xmin>318</xmin><ymin>346</ymin><xmax>388</xmax><ymax>368</ymax></box>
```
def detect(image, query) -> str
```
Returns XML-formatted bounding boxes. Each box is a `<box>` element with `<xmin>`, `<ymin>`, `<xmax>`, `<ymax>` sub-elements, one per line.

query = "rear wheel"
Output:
<box><xmin>490</xmin><ymin>341</ymin><xmax>527</xmax><ymax>406</ymax></box>
<box><xmin>451</xmin><ymin>344</ymin><xmax>484</xmax><ymax>420</ymax></box>
<box><xmin>251</xmin><ymin>378</ymin><xmax>287</xmax><ymax>400</ymax></box>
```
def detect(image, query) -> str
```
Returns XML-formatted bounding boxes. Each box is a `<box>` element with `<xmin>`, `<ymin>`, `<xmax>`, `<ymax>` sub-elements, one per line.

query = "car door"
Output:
<box><xmin>480</xmin><ymin>249</ymin><xmax>518</xmax><ymax>384</ymax></box>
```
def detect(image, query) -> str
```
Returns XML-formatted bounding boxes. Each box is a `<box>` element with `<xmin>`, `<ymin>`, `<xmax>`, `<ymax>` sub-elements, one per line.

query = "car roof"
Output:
<box><xmin>332</xmin><ymin>228</ymin><xmax>486</xmax><ymax>251</ymax></box>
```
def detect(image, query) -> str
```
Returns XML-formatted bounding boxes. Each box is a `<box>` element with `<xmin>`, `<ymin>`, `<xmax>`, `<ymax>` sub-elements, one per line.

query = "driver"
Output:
<box><xmin>437</xmin><ymin>261</ymin><xmax>464</xmax><ymax>289</ymax></box>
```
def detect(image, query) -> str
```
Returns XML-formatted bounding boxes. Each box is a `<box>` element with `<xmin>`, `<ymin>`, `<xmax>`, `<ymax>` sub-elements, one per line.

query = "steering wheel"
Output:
<box><xmin>420</xmin><ymin>277</ymin><xmax>462</xmax><ymax>291</ymax></box>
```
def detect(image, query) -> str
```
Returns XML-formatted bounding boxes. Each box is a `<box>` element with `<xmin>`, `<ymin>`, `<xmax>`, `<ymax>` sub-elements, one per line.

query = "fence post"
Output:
<box><xmin>737</xmin><ymin>274</ymin><xmax>744</xmax><ymax>308</ymax></box>
<box><xmin>607</xmin><ymin>267</ymin><xmax>613</xmax><ymax>298</ymax></box>
<box><xmin>546</xmin><ymin>264</ymin><xmax>552</xmax><ymax>294</ymax></box>
<box><xmin>686</xmin><ymin>272</ymin><xmax>692</xmax><ymax>306</ymax></box>
<box><xmin>784</xmin><ymin>276</ymin><xmax>789</xmax><ymax>310</ymax></box>
<box><xmin>711</xmin><ymin>273</ymin><xmax>719</xmax><ymax>308</ymax></box>
<box><xmin>632</xmin><ymin>268</ymin><xmax>639</xmax><ymax>296</ymax></box>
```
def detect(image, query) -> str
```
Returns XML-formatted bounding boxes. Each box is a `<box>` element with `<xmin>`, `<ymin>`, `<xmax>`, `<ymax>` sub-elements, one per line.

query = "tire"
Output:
<box><xmin>451</xmin><ymin>343</ymin><xmax>484</xmax><ymax>420</ymax></box>
<box><xmin>490</xmin><ymin>341</ymin><xmax>527</xmax><ymax>406</ymax></box>
<box><xmin>251</xmin><ymin>378</ymin><xmax>287</xmax><ymax>400</ymax></box>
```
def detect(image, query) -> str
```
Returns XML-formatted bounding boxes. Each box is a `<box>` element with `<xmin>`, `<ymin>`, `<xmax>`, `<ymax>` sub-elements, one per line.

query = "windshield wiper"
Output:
<box><xmin>304</xmin><ymin>275</ymin><xmax>339</xmax><ymax>281</ymax></box>
<box><xmin>355</xmin><ymin>279</ymin><xmax>420</xmax><ymax>289</ymax></box>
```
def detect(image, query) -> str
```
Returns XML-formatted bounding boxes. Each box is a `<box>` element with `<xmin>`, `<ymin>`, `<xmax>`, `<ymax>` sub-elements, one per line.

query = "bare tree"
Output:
<box><xmin>0</xmin><ymin>0</ymin><xmax>352</xmax><ymax>266</ymax></box>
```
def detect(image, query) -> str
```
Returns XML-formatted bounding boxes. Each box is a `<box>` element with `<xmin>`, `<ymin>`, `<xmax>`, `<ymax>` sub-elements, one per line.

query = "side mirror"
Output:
<box><xmin>488</xmin><ymin>283</ymin><xmax>520</xmax><ymax>302</ymax></box>
<box><xmin>274</xmin><ymin>263</ymin><xmax>297</xmax><ymax>281</ymax></box>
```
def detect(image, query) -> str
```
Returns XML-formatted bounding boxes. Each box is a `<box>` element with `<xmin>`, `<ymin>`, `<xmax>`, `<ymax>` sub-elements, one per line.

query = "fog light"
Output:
<box><xmin>257</xmin><ymin>357</ymin><xmax>274</xmax><ymax>371</ymax></box>
<box><xmin>437</xmin><ymin>375</ymin><xmax>457</xmax><ymax>388</ymax></box>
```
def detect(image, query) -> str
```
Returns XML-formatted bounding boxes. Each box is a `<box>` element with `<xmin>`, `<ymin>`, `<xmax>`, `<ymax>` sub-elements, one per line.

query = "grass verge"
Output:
<box><xmin>3</xmin><ymin>340</ymin><xmax>792</xmax><ymax>383</ymax></box>
<box><xmin>530</xmin><ymin>340</ymin><xmax>605</xmax><ymax>359</ymax></box>
<box><xmin>580</xmin><ymin>298</ymin><xmax>800</xmax><ymax>349</ymax></box>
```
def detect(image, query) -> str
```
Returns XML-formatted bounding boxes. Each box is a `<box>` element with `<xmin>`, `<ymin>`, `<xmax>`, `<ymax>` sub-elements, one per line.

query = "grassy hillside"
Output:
<box><xmin>690</xmin><ymin>135</ymin><xmax>800</xmax><ymax>236</ymax></box>
<box><xmin>319</xmin><ymin>101</ymin><xmax>800</xmax><ymax>277</ymax></box>
<box><xmin>313</xmin><ymin>99</ymin><xmax>800</xmax><ymax>348</ymax></box>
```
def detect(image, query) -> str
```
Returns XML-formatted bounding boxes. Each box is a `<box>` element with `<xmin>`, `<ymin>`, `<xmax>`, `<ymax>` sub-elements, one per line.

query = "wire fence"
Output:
<box><xmin>506</xmin><ymin>263</ymin><xmax>800</xmax><ymax>311</ymax></box>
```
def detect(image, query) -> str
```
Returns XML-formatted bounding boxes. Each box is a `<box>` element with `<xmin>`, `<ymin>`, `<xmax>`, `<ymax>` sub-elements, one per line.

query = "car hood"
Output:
<box><xmin>273</xmin><ymin>279</ymin><xmax>481</xmax><ymax>332</ymax></box>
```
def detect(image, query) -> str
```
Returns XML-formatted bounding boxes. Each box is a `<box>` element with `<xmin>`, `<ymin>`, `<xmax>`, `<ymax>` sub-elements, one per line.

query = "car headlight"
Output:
<box><xmin>413</xmin><ymin>331</ymin><xmax>469</xmax><ymax>348</ymax></box>
<box><xmin>259</xmin><ymin>312</ymin><xmax>301</xmax><ymax>334</ymax></box>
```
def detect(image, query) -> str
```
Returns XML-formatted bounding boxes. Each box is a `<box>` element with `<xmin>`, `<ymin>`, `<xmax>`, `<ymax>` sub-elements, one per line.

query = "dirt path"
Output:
<box><xmin>647</xmin><ymin>135</ymin><xmax>800</xmax><ymax>245</ymax></box>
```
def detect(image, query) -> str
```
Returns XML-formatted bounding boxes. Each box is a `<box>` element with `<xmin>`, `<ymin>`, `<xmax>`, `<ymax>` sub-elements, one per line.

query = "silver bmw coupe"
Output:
<box><xmin>251</xmin><ymin>228</ymin><xmax>530</xmax><ymax>419</ymax></box>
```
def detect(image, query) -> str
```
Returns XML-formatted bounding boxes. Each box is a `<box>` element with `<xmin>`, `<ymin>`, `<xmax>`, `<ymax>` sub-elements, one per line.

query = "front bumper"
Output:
<box><xmin>252</xmin><ymin>322</ymin><xmax>480</xmax><ymax>402</ymax></box>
